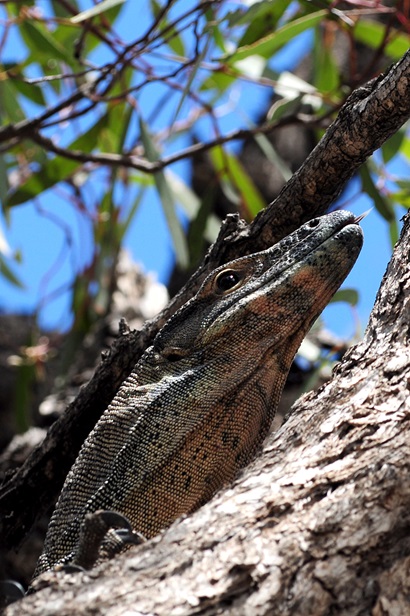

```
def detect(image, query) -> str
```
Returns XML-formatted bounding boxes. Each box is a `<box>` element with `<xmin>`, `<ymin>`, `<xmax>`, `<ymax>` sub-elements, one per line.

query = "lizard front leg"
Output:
<box><xmin>71</xmin><ymin>510</ymin><xmax>145</xmax><ymax>571</ymax></box>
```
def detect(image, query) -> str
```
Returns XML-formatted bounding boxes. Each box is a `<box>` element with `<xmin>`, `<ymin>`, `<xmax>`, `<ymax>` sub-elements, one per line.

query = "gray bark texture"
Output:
<box><xmin>3</xmin><ymin>51</ymin><xmax>410</xmax><ymax>616</ymax></box>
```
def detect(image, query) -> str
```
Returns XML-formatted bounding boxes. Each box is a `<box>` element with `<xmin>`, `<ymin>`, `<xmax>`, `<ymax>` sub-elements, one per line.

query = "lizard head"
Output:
<box><xmin>154</xmin><ymin>211</ymin><xmax>363</xmax><ymax>363</ymax></box>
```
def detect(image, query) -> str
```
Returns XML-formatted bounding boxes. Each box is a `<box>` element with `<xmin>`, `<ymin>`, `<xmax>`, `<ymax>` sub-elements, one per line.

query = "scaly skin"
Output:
<box><xmin>34</xmin><ymin>211</ymin><xmax>363</xmax><ymax>576</ymax></box>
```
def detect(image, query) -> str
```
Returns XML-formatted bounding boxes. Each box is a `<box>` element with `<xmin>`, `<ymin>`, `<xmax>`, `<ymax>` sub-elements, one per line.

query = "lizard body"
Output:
<box><xmin>34</xmin><ymin>211</ymin><xmax>363</xmax><ymax>576</ymax></box>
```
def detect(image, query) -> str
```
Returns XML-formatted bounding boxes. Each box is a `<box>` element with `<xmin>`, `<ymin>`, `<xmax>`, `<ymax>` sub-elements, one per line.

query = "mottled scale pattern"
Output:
<box><xmin>34</xmin><ymin>211</ymin><xmax>363</xmax><ymax>577</ymax></box>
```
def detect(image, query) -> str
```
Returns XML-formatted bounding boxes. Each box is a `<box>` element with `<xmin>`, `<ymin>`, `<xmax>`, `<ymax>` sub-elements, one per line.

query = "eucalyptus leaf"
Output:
<box><xmin>0</xmin><ymin>254</ymin><xmax>24</xmax><ymax>288</ymax></box>
<box><xmin>209</xmin><ymin>146</ymin><xmax>266</xmax><ymax>218</ymax></box>
<box><xmin>354</xmin><ymin>20</ymin><xmax>410</xmax><ymax>60</ymax></box>
<box><xmin>237</xmin><ymin>0</ymin><xmax>293</xmax><ymax>46</ymax></box>
<box><xmin>20</xmin><ymin>19</ymin><xmax>74</xmax><ymax>64</ymax></box>
<box><xmin>165</xmin><ymin>171</ymin><xmax>220</xmax><ymax>243</ymax></box>
<box><xmin>3</xmin><ymin>68</ymin><xmax>46</xmax><ymax>107</ymax></box>
<box><xmin>331</xmin><ymin>289</ymin><xmax>359</xmax><ymax>307</ymax></box>
<box><xmin>150</xmin><ymin>0</ymin><xmax>185</xmax><ymax>56</ymax></box>
<box><xmin>71</xmin><ymin>0</ymin><xmax>126</xmax><ymax>23</ymax></box>
<box><xmin>139</xmin><ymin>118</ymin><xmax>189</xmax><ymax>268</ymax></box>
<box><xmin>360</xmin><ymin>164</ymin><xmax>395</xmax><ymax>223</ymax></box>
<box><xmin>223</xmin><ymin>10</ymin><xmax>327</xmax><ymax>63</ymax></box>
<box><xmin>381</xmin><ymin>130</ymin><xmax>405</xmax><ymax>164</ymax></box>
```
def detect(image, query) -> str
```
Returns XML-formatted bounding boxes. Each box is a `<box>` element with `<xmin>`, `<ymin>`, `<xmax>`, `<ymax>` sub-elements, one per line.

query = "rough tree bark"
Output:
<box><xmin>2</xmin><ymin>51</ymin><xmax>410</xmax><ymax>616</ymax></box>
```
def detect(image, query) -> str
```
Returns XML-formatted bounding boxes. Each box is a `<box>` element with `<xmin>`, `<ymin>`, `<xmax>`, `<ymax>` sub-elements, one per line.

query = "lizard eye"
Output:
<box><xmin>215</xmin><ymin>269</ymin><xmax>242</xmax><ymax>293</ymax></box>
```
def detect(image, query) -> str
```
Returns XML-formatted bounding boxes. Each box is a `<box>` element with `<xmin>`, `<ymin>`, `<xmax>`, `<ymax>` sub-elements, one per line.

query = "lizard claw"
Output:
<box><xmin>72</xmin><ymin>510</ymin><xmax>145</xmax><ymax>570</ymax></box>
<box><xmin>115</xmin><ymin>527</ymin><xmax>145</xmax><ymax>546</ymax></box>
<box><xmin>90</xmin><ymin>510</ymin><xmax>133</xmax><ymax>532</ymax></box>
<box><xmin>59</xmin><ymin>563</ymin><xmax>87</xmax><ymax>574</ymax></box>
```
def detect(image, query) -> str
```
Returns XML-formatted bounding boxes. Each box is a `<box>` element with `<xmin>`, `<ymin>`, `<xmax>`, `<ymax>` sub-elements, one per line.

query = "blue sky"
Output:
<box><xmin>0</xmin><ymin>1</ymin><xmax>406</xmax><ymax>340</ymax></box>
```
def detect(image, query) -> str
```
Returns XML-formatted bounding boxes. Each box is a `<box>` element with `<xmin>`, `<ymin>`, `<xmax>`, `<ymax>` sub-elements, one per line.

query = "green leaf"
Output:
<box><xmin>129</xmin><ymin>172</ymin><xmax>155</xmax><ymax>188</ymax></box>
<box><xmin>93</xmin><ymin>105</ymin><xmax>135</xmax><ymax>253</ymax></box>
<box><xmin>395</xmin><ymin>179</ymin><xmax>410</xmax><ymax>192</ymax></box>
<box><xmin>252</xmin><ymin>132</ymin><xmax>292</xmax><ymax>182</ymax></box>
<box><xmin>381</xmin><ymin>129</ymin><xmax>405</xmax><ymax>164</ymax></box>
<box><xmin>267</xmin><ymin>93</ymin><xmax>305</xmax><ymax>122</ymax></box>
<box><xmin>237</xmin><ymin>0</ymin><xmax>293</xmax><ymax>46</ymax></box>
<box><xmin>50</xmin><ymin>22</ymin><xmax>86</xmax><ymax>58</ymax></box>
<box><xmin>389</xmin><ymin>192</ymin><xmax>410</xmax><ymax>208</ymax></box>
<box><xmin>150</xmin><ymin>0</ymin><xmax>185</xmax><ymax>56</ymax></box>
<box><xmin>400</xmin><ymin>137</ymin><xmax>410</xmax><ymax>161</ymax></box>
<box><xmin>199</xmin><ymin>69</ymin><xmax>237</xmax><ymax>93</ymax></box>
<box><xmin>204</xmin><ymin>8</ymin><xmax>226</xmax><ymax>53</ymax></box>
<box><xmin>7</xmin><ymin>158</ymin><xmax>79</xmax><ymax>208</ymax></box>
<box><xmin>100</xmin><ymin>102</ymin><xmax>130</xmax><ymax>153</ymax></box>
<box><xmin>7</xmin><ymin>114</ymin><xmax>111</xmax><ymax>207</ymax></box>
<box><xmin>165</xmin><ymin>171</ymin><xmax>220</xmax><ymax>243</ymax></box>
<box><xmin>51</xmin><ymin>0</ymin><xmax>79</xmax><ymax>18</ymax></box>
<box><xmin>209</xmin><ymin>146</ymin><xmax>266</xmax><ymax>218</ymax></box>
<box><xmin>389</xmin><ymin>218</ymin><xmax>399</xmax><ymax>248</ymax></box>
<box><xmin>359</xmin><ymin>164</ymin><xmax>395</xmax><ymax>223</ymax></box>
<box><xmin>331</xmin><ymin>288</ymin><xmax>359</xmax><ymax>307</ymax></box>
<box><xmin>354</xmin><ymin>20</ymin><xmax>410</xmax><ymax>60</ymax></box>
<box><xmin>387</xmin><ymin>174</ymin><xmax>410</xmax><ymax>207</ymax></box>
<box><xmin>71</xmin><ymin>0</ymin><xmax>126</xmax><ymax>23</ymax></box>
<box><xmin>2</xmin><ymin>64</ymin><xmax>46</xmax><ymax>106</ymax></box>
<box><xmin>0</xmin><ymin>80</ymin><xmax>26</xmax><ymax>124</ymax></box>
<box><xmin>20</xmin><ymin>19</ymin><xmax>73</xmax><ymax>64</ymax></box>
<box><xmin>139</xmin><ymin>118</ymin><xmax>189</xmax><ymax>268</ymax></box>
<box><xmin>0</xmin><ymin>254</ymin><xmax>24</xmax><ymax>288</ymax></box>
<box><xmin>314</xmin><ymin>33</ymin><xmax>339</xmax><ymax>94</ymax></box>
<box><xmin>0</xmin><ymin>153</ymin><xmax>10</xmax><ymax>200</ymax></box>
<box><xmin>223</xmin><ymin>10</ymin><xmax>327</xmax><ymax>63</ymax></box>
<box><xmin>5</xmin><ymin>2</ymin><xmax>34</xmax><ymax>17</ymax></box>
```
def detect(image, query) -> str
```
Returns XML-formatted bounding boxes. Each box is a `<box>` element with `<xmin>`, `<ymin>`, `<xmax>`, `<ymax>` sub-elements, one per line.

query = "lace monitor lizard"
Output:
<box><xmin>33</xmin><ymin>210</ymin><xmax>363</xmax><ymax>578</ymax></box>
